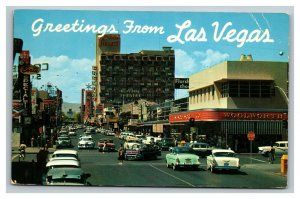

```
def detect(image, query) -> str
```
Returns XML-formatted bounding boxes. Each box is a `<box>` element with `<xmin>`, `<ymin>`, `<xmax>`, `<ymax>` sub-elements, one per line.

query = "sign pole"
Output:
<box><xmin>247</xmin><ymin>131</ymin><xmax>255</xmax><ymax>164</ymax></box>
<box><xmin>250</xmin><ymin>140</ymin><xmax>252</xmax><ymax>164</ymax></box>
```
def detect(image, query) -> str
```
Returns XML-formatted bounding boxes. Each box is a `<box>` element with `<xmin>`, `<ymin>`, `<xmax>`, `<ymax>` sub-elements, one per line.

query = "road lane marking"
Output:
<box><xmin>249</xmin><ymin>157</ymin><xmax>267</xmax><ymax>163</ymax></box>
<box><xmin>149</xmin><ymin>164</ymin><xmax>196</xmax><ymax>187</ymax></box>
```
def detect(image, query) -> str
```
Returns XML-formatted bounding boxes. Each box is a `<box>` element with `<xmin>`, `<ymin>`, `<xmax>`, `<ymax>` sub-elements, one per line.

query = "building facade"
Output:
<box><xmin>169</xmin><ymin>60</ymin><xmax>289</xmax><ymax>152</ymax></box>
<box><xmin>95</xmin><ymin>34</ymin><xmax>175</xmax><ymax>107</ymax></box>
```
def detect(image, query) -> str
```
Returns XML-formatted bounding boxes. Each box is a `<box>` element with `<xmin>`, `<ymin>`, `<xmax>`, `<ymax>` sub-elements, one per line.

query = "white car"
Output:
<box><xmin>78</xmin><ymin>136</ymin><xmax>95</xmax><ymax>149</ymax></box>
<box><xmin>206</xmin><ymin>149</ymin><xmax>240</xmax><ymax>173</ymax></box>
<box><xmin>46</xmin><ymin>159</ymin><xmax>80</xmax><ymax>171</ymax></box>
<box><xmin>49</xmin><ymin>149</ymin><xmax>80</xmax><ymax>162</ymax></box>
<box><xmin>258</xmin><ymin>141</ymin><xmax>288</xmax><ymax>157</ymax></box>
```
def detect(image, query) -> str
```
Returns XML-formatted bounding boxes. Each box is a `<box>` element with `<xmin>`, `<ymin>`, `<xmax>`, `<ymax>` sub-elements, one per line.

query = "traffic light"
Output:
<box><xmin>283</xmin><ymin>120</ymin><xmax>288</xmax><ymax>129</ymax></box>
<box><xmin>189</xmin><ymin>117</ymin><xmax>195</xmax><ymax>127</ymax></box>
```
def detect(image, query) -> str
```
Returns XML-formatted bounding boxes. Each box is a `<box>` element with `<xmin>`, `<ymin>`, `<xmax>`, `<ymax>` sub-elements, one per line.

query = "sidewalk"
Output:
<box><xmin>11</xmin><ymin>146</ymin><xmax>56</xmax><ymax>154</ymax></box>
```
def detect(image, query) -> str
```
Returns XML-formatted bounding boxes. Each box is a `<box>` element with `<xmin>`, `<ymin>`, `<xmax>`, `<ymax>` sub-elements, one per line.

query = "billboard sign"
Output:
<box><xmin>174</xmin><ymin>78</ymin><xmax>189</xmax><ymax>89</ymax></box>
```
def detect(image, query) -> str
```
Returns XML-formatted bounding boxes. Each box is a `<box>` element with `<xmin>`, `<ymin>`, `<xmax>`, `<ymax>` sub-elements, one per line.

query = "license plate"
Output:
<box><xmin>185</xmin><ymin>159</ymin><xmax>191</xmax><ymax>164</ymax></box>
<box><xmin>224</xmin><ymin>162</ymin><xmax>229</xmax><ymax>166</ymax></box>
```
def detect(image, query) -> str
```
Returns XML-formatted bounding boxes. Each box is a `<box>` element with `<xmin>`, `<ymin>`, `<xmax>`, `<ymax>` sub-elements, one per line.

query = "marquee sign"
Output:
<box><xmin>20</xmin><ymin>65</ymin><xmax>41</xmax><ymax>74</ymax></box>
<box><xmin>169</xmin><ymin>109</ymin><xmax>288</xmax><ymax>123</ymax></box>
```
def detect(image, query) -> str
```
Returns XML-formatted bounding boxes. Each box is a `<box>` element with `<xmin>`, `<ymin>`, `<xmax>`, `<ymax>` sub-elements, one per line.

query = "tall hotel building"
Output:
<box><xmin>94</xmin><ymin>34</ymin><xmax>175</xmax><ymax>114</ymax></box>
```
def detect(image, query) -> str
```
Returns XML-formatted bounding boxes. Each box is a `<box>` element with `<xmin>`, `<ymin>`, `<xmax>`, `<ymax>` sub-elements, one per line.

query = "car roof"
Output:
<box><xmin>53</xmin><ymin>149</ymin><xmax>78</xmax><ymax>155</ymax></box>
<box><xmin>46</xmin><ymin>159</ymin><xmax>80</xmax><ymax>168</ymax></box>
<box><xmin>49</xmin><ymin>157</ymin><xmax>78</xmax><ymax>161</ymax></box>
<box><xmin>212</xmin><ymin>149</ymin><xmax>235</xmax><ymax>153</ymax></box>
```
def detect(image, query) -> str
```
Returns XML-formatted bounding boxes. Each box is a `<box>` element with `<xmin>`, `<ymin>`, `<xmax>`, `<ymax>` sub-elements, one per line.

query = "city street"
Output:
<box><xmin>11</xmin><ymin>129</ymin><xmax>287</xmax><ymax>189</ymax></box>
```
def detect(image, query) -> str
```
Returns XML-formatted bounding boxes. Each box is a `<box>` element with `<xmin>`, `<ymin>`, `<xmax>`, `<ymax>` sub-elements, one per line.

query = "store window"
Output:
<box><xmin>221</xmin><ymin>80</ymin><xmax>274</xmax><ymax>98</ymax></box>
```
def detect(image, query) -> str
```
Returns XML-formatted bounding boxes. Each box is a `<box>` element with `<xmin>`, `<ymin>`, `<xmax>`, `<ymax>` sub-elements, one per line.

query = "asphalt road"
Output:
<box><xmin>11</xmin><ymin>129</ymin><xmax>287</xmax><ymax>189</ymax></box>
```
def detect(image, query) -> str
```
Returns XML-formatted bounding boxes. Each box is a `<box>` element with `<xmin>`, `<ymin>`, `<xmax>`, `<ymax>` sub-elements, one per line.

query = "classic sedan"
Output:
<box><xmin>166</xmin><ymin>147</ymin><xmax>201</xmax><ymax>170</ymax></box>
<box><xmin>206</xmin><ymin>149</ymin><xmax>240</xmax><ymax>173</ymax></box>
<box><xmin>186</xmin><ymin>142</ymin><xmax>213</xmax><ymax>158</ymax></box>
<box><xmin>78</xmin><ymin>136</ymin><xmax>95</xmax><ymax>149</ymax></box>
<box><xmin>56</xmin><ymin>136</ymin><xmax>73</xmax><ymax>148</ymax></box>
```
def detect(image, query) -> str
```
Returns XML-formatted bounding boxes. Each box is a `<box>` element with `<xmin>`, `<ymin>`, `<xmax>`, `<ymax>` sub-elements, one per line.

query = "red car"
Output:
<box><xmin>98</xmin><ymin>138</ymin><xmax>115</xmax><ymax>152</ymax></box>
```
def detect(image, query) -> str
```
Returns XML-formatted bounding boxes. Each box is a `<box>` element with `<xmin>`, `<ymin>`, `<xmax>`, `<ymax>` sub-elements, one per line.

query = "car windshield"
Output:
<box><xmin>213</xmin><ymin>152</ymin><xmax>235</xmax><ymax>157</ymax></box>
<box><xmin>175</xmin><ymin>147</ymin><xmax>194</xmax><ymax>154</ymax></box>
<box><xmin>100</xmin><ymin>139</ymin><xmax>113</xmax><ymax>143</ymax></box>
<box><xmin>53</xmin><ymin>154</ymin><xmax>77</xmax><ymax>158</ymax></box>
<box><xmin>58</xmin><ymin>137</ymin><xmax>69</xmax><ymax>141</ymax></box>
<box><xmin>82</xmin><ymin>138</ymin><xmax>92</xmax><ymax>141</ymax></box>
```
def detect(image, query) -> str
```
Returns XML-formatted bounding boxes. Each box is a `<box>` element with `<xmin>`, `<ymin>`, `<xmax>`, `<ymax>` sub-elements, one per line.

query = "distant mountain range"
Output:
<box><xmin>62</xmin><ymin>102</ymin><xmax>81</xmax><ymax>114</ymax></box>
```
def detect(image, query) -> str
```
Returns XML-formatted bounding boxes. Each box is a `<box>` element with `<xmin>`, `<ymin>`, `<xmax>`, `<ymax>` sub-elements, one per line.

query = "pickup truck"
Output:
<box><xmin>124</xmin><ymin>143</ymin><xmax>161</xmax><ymax>160</ymax></box>
<box><xmin>258</xmin><ymin>141</ymin><xmax>288</xmax><ymax>157</ymax></box>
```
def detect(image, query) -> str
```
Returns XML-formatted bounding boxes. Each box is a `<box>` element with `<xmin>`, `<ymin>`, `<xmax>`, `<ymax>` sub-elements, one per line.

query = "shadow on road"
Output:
<box><xmin>211</xmin><ymin>170</ymin><xmax>248</xmax><ymax>175</ymax></box>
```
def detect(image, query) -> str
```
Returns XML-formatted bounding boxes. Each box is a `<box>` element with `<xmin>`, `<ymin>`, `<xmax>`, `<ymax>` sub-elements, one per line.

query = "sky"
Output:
<box><xmin>13</xmin><ymin>9</ymin><xmax>290</xmax><ymax>103</ymax></box>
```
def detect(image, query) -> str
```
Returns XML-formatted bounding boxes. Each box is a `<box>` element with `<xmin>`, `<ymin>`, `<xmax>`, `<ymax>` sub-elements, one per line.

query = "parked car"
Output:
<box><xmin>45</xmin><ymin>168</ymin><xmax>91</xmax><ymax>186</ymax></box>
<box><xmin>46</xmin><ymin>159</ymin><xmax>80</xmax><ymax>172</ymax></box>
<box><xmin>97</xmin><ymin>138</ymin><xmax>115</xmax><ymax>152</ymax></box>
<box><xmin>258</xmin><ymin>141</ymin><xmax>288</xmax><ymax>157</ymax></box>
<box><xmin>157</xmin><ymin>138</ymin><xmax>175</xmax><ymax>151</ymax></box>
<box><xmin>56</xmin><ymin>136</ymin><xmax>73</xmax><ymax>148</ymax></box>
<box><xmin>78</xmin><ymin>136</ymin><xmax>95</xmax><ymax>149</ymax></box>
<box><xmin>186</xmin><ymin>142</ymin><xmax>213</xmax><ymax>158</ymax></box>
<box><xmin>49</xmin><ymin>149</ymin><xmax>80</xmax><ymax>162</ymax></box>
<box><xmin>166</xmin><ymin>146</ymin><xmax>201</xmax><ymax>170</ymax></box>
<box><xmin>125</xmin><ymin>143</ymin><xmax>161</xmax><ymax>160</ymax></box>
<box><xmin>206</xmin><ymin>149</ymin><xmax>240</xmax><ymax>173</ymax></box>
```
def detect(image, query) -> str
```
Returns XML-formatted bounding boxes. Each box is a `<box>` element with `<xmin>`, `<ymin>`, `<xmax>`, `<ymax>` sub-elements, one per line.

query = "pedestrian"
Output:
<box><xmin>31</xmin><ymin>136</ymin><xmax>35</xmax><ymax>147</ymax></box>
<box><xmin>118</xmin><ymin>144</ymin><xmax>125</xmax><ymax>164</ymax></box>
<box><xmin>37</xmin><ymin>135</ymin><xmax>41</xmax><ymax>147</ymax></box>
<box><xmin>269</xmin><ymin>145</ymin><xmax>275</xmax><ymax>164</ymax></box>
<box><xmin>102</xmin><ymin>141</ymin><xmax>107</xmax><ymax>153</ymax></box>
<box><xmin>19</xmin><ymin>141</ymin><xmax>27</xmax><ymax>161</ymax></box>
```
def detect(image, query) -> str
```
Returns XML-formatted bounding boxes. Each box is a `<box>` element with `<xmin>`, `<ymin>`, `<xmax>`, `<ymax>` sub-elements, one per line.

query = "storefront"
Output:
<box><xmin>169</xmin><ymin>109</ymin><xmax>288</xmax><ymax>152</ymax></box>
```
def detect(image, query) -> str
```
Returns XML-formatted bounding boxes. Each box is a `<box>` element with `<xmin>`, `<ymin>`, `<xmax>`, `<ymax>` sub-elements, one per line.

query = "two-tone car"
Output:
<box><xmin>258</xmin><ymin>141</ymin><xmax>288</xmax><ymax>157</ymax></box>
<box><xmin>206</xmin><ymin>149</ymin><xmax>240</xmax><ymax>173</ymax></box>
<box><xmin>45</xmin><ymin>168</ymin><xmax>91</xmax><ymax>186</ymax></box>
<box><xmin>166</xmin><ymin>146</ymin><xmax>201</xmax><ymax>170</ymax></box>
<box><xmin>97</xmin><ymin>138</ymin><xmax>115</xmax><ymax>152</ymax></box>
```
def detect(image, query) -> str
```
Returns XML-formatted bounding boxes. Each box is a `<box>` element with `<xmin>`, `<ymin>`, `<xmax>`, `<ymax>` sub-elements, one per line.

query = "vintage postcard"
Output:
<box><xmin>11</xmin><ymin>9</ymin><xmax>289</xmax><ymax>188</ymax></box>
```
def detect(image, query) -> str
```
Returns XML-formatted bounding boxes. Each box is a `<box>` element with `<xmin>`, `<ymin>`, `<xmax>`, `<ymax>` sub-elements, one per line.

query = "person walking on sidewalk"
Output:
<box><xmin>19</xmin><ymin>141</ymin><xmax>27</xmax><ymax>161</ymax></box>
<box><xmin>31</xmin><ymin>136</ymin><xmax>35</xmax><ymax>147</ymax></box>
